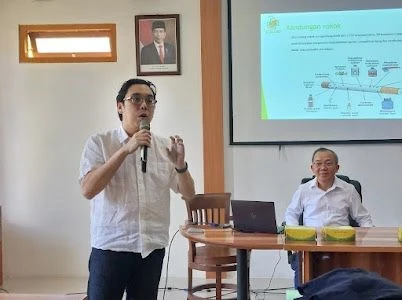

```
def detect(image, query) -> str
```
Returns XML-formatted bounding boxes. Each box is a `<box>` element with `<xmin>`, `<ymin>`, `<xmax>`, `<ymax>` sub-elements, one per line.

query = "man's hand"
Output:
<box><xmin>167</xmin><ymin>135</ymin><xmax>186</xmax><ymax>168</ymax></box>
<box><xmin>123</xmin><ymin>129</ymin><xmax>151</xmax><ymax>153</ymax></box>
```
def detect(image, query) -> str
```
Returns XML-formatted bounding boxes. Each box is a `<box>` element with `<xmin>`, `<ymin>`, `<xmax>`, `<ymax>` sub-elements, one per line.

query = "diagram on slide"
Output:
<box><xmin>303</xmin><ymin>58</ymin><xmax>401</xmax><ymax>117</ymax></box>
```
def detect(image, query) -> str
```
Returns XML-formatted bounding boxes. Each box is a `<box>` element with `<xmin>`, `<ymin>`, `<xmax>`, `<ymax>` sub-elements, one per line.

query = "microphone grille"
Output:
<box><xmin>140</xmin><ymin>119</ymin><xmax>150</xmax><ymax>130</ymax></box>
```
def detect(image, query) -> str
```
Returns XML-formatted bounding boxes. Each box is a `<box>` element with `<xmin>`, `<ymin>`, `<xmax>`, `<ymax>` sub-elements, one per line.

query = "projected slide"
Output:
<box><xmin>261</xmin><ymin>9</ymin><xmax>402</xmax><ymax>120</ymax></box>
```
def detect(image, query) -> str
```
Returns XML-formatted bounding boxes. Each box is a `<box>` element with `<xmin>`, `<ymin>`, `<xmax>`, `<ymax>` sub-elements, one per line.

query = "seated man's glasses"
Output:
<box><xmin>124</xmin><ymin>93</ymin><xmax>157</xmax><ymax>106</ymax></box>
<box><xmin>312</xmin><ymin>161</ymin><xmax>336</xmax><ymax>168</ymax></box>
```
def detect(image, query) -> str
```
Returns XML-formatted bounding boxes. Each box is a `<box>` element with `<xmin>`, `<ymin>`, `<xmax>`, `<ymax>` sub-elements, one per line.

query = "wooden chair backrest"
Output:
<box><xmin>185</xmin><ymin>193</ymin><xmax>231</xmax><ymax>225</ymax></box>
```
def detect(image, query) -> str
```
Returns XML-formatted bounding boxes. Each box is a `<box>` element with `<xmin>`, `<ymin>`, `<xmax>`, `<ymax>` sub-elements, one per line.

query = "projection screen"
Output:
<box><xmin>228</xmin><ymin>0</ymin><xmax>402</xmax><ymax>145</ymax></box>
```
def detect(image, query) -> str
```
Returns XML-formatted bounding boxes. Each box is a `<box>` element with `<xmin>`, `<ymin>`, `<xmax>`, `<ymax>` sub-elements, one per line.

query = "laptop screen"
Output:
<box><xmin>231</xmin><ymin>200</ymin><xmax>278</xmax><ymax>233</ymax></box>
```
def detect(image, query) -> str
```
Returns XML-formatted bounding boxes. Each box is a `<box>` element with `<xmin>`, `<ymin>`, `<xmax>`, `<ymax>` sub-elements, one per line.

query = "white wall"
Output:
<box><xmin>0</xmin><ymin>0</ymin><xmax>202</xmax><ymax>279</ymax></box>
<box><xmin>1</xmin><ymin>0</ymin><xmax>401</xmax><ymax>284</ymax></box>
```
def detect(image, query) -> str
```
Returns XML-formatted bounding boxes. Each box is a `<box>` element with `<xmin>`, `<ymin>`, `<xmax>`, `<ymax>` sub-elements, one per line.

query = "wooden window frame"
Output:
<box><xmin>19</xmin><ymin>24</ymin><xmax>117</xmax><ymax>63</ymax></box>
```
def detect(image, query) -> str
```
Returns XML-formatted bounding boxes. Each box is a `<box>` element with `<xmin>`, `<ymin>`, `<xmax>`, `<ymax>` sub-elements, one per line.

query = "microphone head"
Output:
<box><xmin>139</xmin><ymin>119</ymin><xmax>150</xmax><ymax>130</ymax></box>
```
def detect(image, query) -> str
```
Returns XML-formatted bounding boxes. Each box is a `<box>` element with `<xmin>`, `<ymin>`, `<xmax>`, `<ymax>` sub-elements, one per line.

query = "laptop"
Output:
<box><xmin>231</xmin><ymin>200</ymin><xmax>278</xmax><ymax>233</ymax></box>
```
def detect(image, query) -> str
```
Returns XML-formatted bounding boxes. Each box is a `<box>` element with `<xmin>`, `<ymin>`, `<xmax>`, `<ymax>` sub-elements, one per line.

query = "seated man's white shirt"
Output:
<box><xmin>79</xmin><ymin>126</ymin><xmax>179</xmax><ymax>258</ymax></box>
<box><xmin>285</xmin><ymin>177</ymin><xmax>373</xmax><ymax>227</ymax></box>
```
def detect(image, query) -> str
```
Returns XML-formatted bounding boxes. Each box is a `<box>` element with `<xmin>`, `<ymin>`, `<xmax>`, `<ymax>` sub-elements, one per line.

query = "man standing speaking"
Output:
<box><xmin>79</xmin><ymin>78</ymin><xmax>195</xmax><ymax>299</ymax></box>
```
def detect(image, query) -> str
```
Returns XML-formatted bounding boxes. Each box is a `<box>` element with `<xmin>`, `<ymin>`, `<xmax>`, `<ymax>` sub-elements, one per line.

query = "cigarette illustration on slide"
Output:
<box><xmin>321</xmin><ymin>81</ymin><xmax>401</xmax><ymax>96</ymax></box>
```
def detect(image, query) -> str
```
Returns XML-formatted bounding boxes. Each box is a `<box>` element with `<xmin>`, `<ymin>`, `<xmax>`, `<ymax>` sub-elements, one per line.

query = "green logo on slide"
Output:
<box><xmin>266</xmin><ymin>17</ymin><xmax>280</xmax><ymax>33</ymax></box>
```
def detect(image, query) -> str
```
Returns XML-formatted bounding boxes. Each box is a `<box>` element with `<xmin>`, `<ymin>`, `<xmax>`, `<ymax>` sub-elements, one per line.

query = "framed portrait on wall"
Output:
<box><xmin>135</xmin><ymin>14</ymin><xmax>181</xmax><ymax>76</ymax></box>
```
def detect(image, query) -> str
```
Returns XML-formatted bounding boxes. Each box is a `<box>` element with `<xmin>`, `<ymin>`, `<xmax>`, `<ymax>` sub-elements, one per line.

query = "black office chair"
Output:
<box><xmin>287</xmin><ymin>174</ymin><xmax>363</xmax><ymax>286</ymax></box>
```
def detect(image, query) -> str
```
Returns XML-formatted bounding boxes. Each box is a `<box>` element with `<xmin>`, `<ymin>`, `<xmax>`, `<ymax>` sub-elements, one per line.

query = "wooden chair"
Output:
<box><xmin>184</xmin><ymin>193</ymin><xmax>238</xmax><ymax>300</ymax></box>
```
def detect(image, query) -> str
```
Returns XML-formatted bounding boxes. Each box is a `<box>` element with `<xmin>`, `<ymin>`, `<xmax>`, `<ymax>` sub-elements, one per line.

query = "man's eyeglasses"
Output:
<box><xmin>312</xmin><ymin>161</ymin><xmax>336</xmax><ymax>168</ymax></box>
<box><xmin>124</xmin><ymin>93</ymin><xmax>157</xmax><ymax>106</ymax></box>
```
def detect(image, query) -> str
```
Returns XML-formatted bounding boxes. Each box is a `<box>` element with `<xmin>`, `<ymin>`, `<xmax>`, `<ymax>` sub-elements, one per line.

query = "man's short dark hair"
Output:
<box><xmin>116</xmin><ymin>78</ymin><xmax>156</xmax><ymax>121</ymax></box>
<box><xmin>312</xmin><ymin>147</ymin><xmax>339</xmax><ymax>164</ymax></box>
<box><xmin>152</xmin><ymin>20</ymin><xmax>166</xmax><ymax>31</ymax></box>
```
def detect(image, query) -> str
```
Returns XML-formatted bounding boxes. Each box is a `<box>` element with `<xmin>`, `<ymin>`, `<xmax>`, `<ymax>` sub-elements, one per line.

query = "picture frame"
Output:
<box><xmin>135</xmin><ymin>14</ymin><xmax>181</xmax><ymax>76</ymax></box>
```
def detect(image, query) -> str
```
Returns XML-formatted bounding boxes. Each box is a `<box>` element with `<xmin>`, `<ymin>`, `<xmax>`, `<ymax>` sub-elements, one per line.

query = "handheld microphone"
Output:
<box><xmin>140</xmin><ymin>119</ymin><xmax>150</xmax><ymax>173</ymax></box>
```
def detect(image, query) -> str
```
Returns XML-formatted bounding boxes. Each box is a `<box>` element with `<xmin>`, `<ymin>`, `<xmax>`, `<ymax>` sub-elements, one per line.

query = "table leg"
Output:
<box><xmin>303</xmin><ymin>251</ymin><xmax>312</xmax><ymax>283</ymax></box>
<box><xmin>237</xmin><ymin>249</ymin><xmax>249</xmax><ymax>300</ymax></box>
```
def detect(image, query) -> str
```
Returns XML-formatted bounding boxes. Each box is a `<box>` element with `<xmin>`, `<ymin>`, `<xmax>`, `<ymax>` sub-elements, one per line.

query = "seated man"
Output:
<box><xmin>284</xmin><ymin>147</ymin><xmax>373</xmax><ymax>287</ymax></box>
